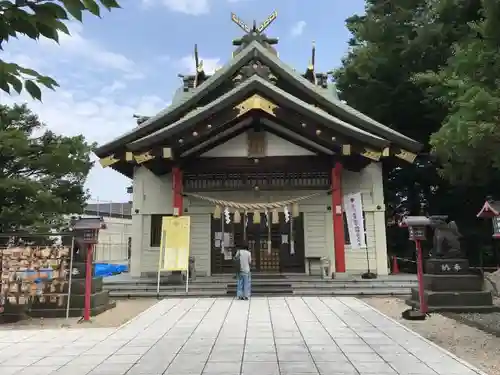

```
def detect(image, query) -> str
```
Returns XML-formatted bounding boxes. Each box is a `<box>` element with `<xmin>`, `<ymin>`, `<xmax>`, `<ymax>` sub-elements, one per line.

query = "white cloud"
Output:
<box><xmin>143</xmin><ymin>0</ymin><xmax>209</xmax><ymax>15</ymax></box>
<box><xmin>1</xmin><ymin>89</ymin><xmax>164</xmax><ymax>145</ymax></box>
<box><xmin>100</xmin><ymin>81</ymin><xmax>127</xmax><ymax>95</ymax></box>
<box><xmin>1</xmin><ymin>87</ymin><xmax>167</xmax><ymax>201</ymax></box>
<box><xmin>290</xmin><ymin>20</ymin><xmax>306</xmax><ymax>37</ymax></box>
<box><xmin>141</xmin><ymin>0</ymin><xmax>244</xmax><ymax>15</ymax></box>
<box><xmin>177</xmin><ymin>55</ymin><xmax>222</xmax><ymax>74</ymax></box>
<box><xmin>1</xmin><ymin>23</ymin><xmax>169</xmax><ymax>201</ymax></box>
<box><xmin>39</xmin><ymin>23</ymin><xmax>141</xmax><ymax>79</ymax></box>
<box><xmin>155</xmin><ymin>55</ymin><xmax>172</xmax><ymax>63</ymax></box>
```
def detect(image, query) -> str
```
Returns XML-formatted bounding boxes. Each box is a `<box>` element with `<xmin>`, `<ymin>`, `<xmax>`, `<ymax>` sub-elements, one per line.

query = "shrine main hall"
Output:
<box><xmin>95</xmin><ymin>12</ymin><xmax>422</xmax><ymax>278</ymax></box>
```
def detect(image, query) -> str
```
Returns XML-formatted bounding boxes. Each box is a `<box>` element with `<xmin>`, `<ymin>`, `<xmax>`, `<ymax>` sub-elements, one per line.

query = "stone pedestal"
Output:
<box><xmin>406</xmin><ymin>258</ymin><xmax>500</xmax><ymax>312</ymax></box>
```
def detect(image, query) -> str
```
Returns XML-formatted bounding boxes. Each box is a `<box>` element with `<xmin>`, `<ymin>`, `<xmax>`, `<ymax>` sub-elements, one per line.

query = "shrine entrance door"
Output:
<box><xmin>210</xmin><ymin>213</ymin><xmax>305</xmax><ymax>274</ymax></box>
<box><xmin>246</xmin><ymin>212</ymin><xmax>305</xmax><ymax>273</ymax></box>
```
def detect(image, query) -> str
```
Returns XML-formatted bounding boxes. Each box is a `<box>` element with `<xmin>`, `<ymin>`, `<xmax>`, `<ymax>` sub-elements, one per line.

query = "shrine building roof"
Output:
<box><xmin>95</xmin><ymin>11</ymin><xmax>423</xmax><ymax>178</ymax></box>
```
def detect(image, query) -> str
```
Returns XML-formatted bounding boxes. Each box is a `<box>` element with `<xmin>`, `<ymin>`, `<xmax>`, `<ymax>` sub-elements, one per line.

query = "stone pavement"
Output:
<box><xmin>0</xmin><ymin>297</ymin><xmax>485</xmax><ymax>375</ymax></box>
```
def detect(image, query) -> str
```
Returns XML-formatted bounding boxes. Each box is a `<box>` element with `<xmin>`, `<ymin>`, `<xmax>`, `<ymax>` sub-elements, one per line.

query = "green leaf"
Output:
<box><xmin>0</xmin><ymin>76</ymin><xmax>10</xmax><ymax>94</ymax></box>
<box><xmin>99</xmin><ymin>0</ymin><xmax>121</xmax><ymax>10</ymax></box>
<box><xmin>0</xmin><ymin>20</ymin><xmax>11</xmax><ymax>44</ymax></box>
<box><xmin>82</xmin><ymin>0</ymin><xmax>100</xmax><ymax>16</ymax></box>
<box><xmin>36</xmin><ymin>16</ymin><xmax>70</xmax><ymax>36</ymax></box>
<box><xmin>53</xmin><ymin>20</ymin><xmax>70</xmax><ymax>35</ymax></box>
<box><xmin>8</xmin><ymin>12</ymin><xmax>39</xmax><ymax>39</ymax></box>
<box><xmin>24</xmin><ymin>80</ymin><xmax>42</xmax><ymax>101</ymax></box>
<box><xmin>0</xmin><ymin>61</ymin><xmax>18</xmax><ymax>74</ymax></box>
<box><xmin>61</xmin><ymin>0</ymin><xmax>85</xmax><ymax>22</ymax></box>
<box><xmin>18</xmin><ymin>66</ymin><xmax>40</xmax><ymax>77</ymax></box>
<box><xmin>31</xmin><ymin>3</ymin><xmax>68</xmax><ymax>20</ymax></box>
<box><xmin>36</xmin><ymin>22</ymin><xmax>59</xmax><ymax>42</ymax></box>
<box><xmin>6</xmin><ymin>74</ymin><xmax>22</xmax><ymax>94</ymax></box>
<box><xmin>37</xmin><ymin>75</ymin><xmax>59</xmax><ymax>90</ymax></box>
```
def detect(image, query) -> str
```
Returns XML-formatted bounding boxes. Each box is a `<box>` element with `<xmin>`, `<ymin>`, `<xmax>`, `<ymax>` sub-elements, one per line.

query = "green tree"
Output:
<box><xmin>416</xmin><ymin>0</ymin><xmax>500</xmax><ymax>185</ymax></box>
<box><xmin>0</xmin><ymin>0</ymin><xmax>121</xmax><ymax>100</ymax></box>
<box><xmin>0</xmin><ymin>104</ymin><xmax>94</xmax><ymax>233</ymax></box>
<box><xmin>334</xmin><ymin>0</ymin><xmax>495</xmax><ymax>260</ymax></box>
<box><xmin>334</xmin><ymin>0</ymin><xmax>483</xmax><ymax>211</ymax></box>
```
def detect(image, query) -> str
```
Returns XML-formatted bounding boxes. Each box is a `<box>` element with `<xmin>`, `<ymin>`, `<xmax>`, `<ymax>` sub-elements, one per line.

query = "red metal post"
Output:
<box><xmin>415</xmin><ymin>239</ymin><xmax>428</xmax><ymax>314</ymax></box>
<box><xmin>172</xmin><ymin>167</ymin><xmax>183</xmax><ymax>216</ymax></box>
<box><xmin>83</xmin><ymin>243</ymin><xmax>93</xmax><ymax>321</ymax></box>
<box><xmin>332</xmin><ymin>162</ymin><xmax>346</xmax><ymax>273</ymax></box>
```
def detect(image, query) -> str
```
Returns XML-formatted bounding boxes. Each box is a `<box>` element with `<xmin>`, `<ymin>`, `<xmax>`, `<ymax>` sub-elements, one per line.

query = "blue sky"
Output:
<box><xmin>1</xmin><ymin>0</ymin><xmax>366</xmax><ymax>203</ymax></box>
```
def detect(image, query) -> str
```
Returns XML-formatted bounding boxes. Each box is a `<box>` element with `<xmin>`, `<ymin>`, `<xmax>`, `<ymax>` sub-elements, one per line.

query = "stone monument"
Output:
<box><xmin>407</xmin><ymin>218</ymin><xmax>499</xmax><ymax>312</ymax></box>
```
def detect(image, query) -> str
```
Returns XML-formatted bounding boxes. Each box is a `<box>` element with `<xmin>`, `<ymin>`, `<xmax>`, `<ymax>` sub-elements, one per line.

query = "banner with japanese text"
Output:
<box><xmin>343</xmin><ymin>192</ymin><xmax>366</xmax><ymax>249</ymax></box>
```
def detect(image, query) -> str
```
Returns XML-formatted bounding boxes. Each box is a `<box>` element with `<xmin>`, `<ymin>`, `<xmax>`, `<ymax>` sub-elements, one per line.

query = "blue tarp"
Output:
<box><xmin>94</xmin><ymin>263</ymin><xmax>128</xmax><ymax>277</ymax></box>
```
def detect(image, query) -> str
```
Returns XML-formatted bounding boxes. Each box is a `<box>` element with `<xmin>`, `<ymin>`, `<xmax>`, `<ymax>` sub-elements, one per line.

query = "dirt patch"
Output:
<box><xmin>364</xmin><ymin>297</ymin><xmax>500</xmax><ymax>375</ymax></box>
<box><xmin>0</xmin><ymin>298</ymin><xmax>158</xmax><ymax>330</ymax></box>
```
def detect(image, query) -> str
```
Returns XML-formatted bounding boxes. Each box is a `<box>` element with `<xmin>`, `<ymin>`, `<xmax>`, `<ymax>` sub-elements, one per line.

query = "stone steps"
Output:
<box><xmin>109</xmin><ymin>290</ymin><xmax>228</xmax><ymax>298</ymax></box>
<box><xmin>226</xmin><ymin>282</ymin><xmax>294</xmax><ymax>296</ymax></box>
<box><xmin>103</xmin><ymin>274</ymin><xmax>416</xmax><ymax>298</ymax></box>
<box><xmin>295</xmin><ymin>288</ymin><xmax>410</xmax><ymax>296</ymax></box>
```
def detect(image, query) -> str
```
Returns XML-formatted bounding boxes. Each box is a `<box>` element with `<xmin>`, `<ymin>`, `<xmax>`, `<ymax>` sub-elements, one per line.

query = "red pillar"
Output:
<box><xmin>83</xmin><ymin>243</ymin><xmax>93</xmax><ymax>321</ymax></box>
<box><xmin>332</xmin><ymin>162</ymin><xmax>346</xmax><ymax>273</ymax></box>
<box><xmin>172</xmin><ymin>167</ymin><xmax>183</xmax><ymax>216</ymax></box>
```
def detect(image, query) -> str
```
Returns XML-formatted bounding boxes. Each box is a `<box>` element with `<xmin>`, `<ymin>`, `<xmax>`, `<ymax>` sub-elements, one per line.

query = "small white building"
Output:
<box><xmin>84</xmin><ymin>203</ymin><xmax>132</xmax><ymax>264</ymax></box>
<box><xmin>94</xmin><ymin>18</ymin><xmax>421</xmax><ymax>278</ymax></box>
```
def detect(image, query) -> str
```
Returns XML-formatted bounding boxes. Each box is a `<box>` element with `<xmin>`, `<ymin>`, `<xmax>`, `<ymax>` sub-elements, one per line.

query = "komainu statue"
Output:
<box><xmin>431</xmin><ymin>218</ymin><xmax>463</xmax><ymax>258</ymax></box>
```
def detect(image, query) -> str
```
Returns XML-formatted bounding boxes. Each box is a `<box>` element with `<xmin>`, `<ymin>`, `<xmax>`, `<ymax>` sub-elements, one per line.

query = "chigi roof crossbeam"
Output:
<box><xmin>231</xmin><ymin>11</ymin><xmax>279</xmax><ymax>54</ymax></box>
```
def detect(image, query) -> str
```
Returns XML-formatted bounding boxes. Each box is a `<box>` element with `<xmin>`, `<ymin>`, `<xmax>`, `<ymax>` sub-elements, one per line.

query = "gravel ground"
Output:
<box><xmin>443</xmin><ymin>297</ymin><xmax>500</xmax><ymax>338</ymax></box>
<box><xmin>365</xmin><ymin>297</ymin><xmax>500</xmax><ymax>375</ymax></box>
<box><xmin>0</xmin><ymin>298</ymin><xmax>158</xmax><ymax>330</ymax></box>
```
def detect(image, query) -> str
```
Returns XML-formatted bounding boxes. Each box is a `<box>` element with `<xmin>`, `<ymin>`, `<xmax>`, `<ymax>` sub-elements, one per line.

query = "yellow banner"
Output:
<box><xmin>159</xmin><ymin>216</ymin><xmax>191</xmax><ymax>271</ymax></box>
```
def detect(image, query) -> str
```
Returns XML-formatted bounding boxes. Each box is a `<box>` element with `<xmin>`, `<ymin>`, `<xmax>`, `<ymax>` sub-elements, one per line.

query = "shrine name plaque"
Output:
<box><xmin>425</xmin><ymin>258</ymin><xmax>469</xmax><ymax>275</ymax></box>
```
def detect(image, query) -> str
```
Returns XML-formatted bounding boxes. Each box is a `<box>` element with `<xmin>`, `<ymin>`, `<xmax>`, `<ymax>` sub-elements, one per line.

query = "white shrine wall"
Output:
<box><xmin>129</xmin><ymin>132</ymin><xmax>388</xmax><ymax>277</ymax></box>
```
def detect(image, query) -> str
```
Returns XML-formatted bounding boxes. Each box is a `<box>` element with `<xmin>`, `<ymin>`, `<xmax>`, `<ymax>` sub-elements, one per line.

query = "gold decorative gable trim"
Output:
<box><xmin>360</xmin><ymin>149</ymin><xmax>381</xmax><ymax>161</ymax></box>
<box><xmin>98</xmin><ymin>147</ymin><xmax>172</xmax><ymax>168</ymax></box>
<box><xmin>395</xmin><ymin>149</ymin><xmax>417</xmax><ymax>163</ymax></box>
<box><xmin>134</xmin><ymin>151</ymin><xmax>155</xmax><ymax>164</ymax></box>
<box><xmin>340</xmin><ymin>144</ymin><xmax>381</xmax><ymax>161</ymax></box>
<box><xmin>235</xmin><ymin>94</ymin><xmax>277</xmax><ymax>117</ymax></box>
<box><xmin>99</xmin><ymin>154</ymin><xmax>120</xmax><ymax>167</ymax></box>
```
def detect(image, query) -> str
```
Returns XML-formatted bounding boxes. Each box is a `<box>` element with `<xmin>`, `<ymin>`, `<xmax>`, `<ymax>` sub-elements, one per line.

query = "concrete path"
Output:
<box><xmin>0</xmin><ymin>297</ymin><xmax>485</xmax><ymax>375</ymax></box>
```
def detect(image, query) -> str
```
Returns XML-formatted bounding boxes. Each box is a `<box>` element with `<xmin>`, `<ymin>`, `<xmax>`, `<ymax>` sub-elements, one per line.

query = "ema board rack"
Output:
<box><xmin>0</xmin><ymin>245</ymin><xmax>71</xmax><ymax>313</ymax></box>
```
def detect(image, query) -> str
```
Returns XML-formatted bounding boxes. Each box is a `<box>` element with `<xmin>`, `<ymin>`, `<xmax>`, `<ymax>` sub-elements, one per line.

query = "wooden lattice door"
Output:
<box><xmin>246</xmin><ymin>213</ymin><xmax>280</xmax><ymax>272</ymax></box>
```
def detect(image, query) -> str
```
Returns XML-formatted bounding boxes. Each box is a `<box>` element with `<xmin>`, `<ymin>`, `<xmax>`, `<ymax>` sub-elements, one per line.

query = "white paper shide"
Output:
<box><xmin>343</xmin><ymin>192</ymin><xmax>366</xmax><ymax>249</ymax></box>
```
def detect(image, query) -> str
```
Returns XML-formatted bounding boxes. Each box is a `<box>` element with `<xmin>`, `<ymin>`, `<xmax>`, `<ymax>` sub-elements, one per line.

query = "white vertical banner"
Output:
<box><xmin>343</xmin><ymin>192</ymin><xmax>366</xmax><ymax>249</ymax></box>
